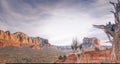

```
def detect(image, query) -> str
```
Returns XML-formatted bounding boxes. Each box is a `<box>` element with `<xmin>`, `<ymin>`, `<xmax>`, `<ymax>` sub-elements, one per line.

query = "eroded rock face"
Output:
<box><xmin>82</xmin><ymin>37</ymin><xmax>103</xmax><ymax>51</ymax></box>
<box><xmin>55</xmin><ymin>49</ymin><xmax>111</xmax><ymax>63</ymax></box>
<box><xmin>0</xmin><ymin>30</ymin><xmax>51</xmax><ymax>49</ymax></box>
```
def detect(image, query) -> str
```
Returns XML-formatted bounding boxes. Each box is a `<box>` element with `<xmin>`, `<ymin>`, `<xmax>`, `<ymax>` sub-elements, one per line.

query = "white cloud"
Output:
<box><xmin>0</xmin><ymin>0</ymin><xmax>116</xmax><ymax>46</ymax></box>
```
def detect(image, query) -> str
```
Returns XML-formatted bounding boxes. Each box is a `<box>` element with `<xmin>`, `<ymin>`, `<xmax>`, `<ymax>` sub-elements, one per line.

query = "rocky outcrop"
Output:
<box><xmin>82</xmin><ymin>37</ymin><xmax>103</xmax><ymax>51</ymax></box>
<box><xmin>0</xmin><ymin>30</ymin><xmax>51</xmax><ymax>49</ymax></box>
<box><xmin>55</xmin><ymin>49</ymin><xmax>112</xmax><ymax>63</ymax></box>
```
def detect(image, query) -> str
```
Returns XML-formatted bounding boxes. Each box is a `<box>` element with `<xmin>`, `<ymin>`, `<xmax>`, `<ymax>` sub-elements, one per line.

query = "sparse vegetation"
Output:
<box><xmin>58</xmin><ymin>55</ymin><xmax>67</xmax><ymax>62</ymax></box>
<box><xmin>0</xmin><ymin>46</ymin><xmax>67</xmax><ymax>63</ymax></box>
<box><xmin>22</xmin><ymin>57</ymin><xmax>32</xmax><ymax>62</ymax></box>
<box><xmin>78</xmin><ymin>43</ymin><xmax>82</xmax><ymax>50</ymax></box>
<box><xmin>94</xmin><ymin>46</ymin><xmax>100</xmax><ymax>51</ymax></box>
<box><xmin>58</xmin><ymin>55</ymin><xmax>63</xmax><ymax>60</ymax></box>
<box><xmin>63</xmin><ymin>55</ymin><xmax>67</xmax><ymax>60</ymax></box>
<box><xmin>71</xmin><ymin>38</ymin><xmax>78</xmax><ymax>53</ymax></box>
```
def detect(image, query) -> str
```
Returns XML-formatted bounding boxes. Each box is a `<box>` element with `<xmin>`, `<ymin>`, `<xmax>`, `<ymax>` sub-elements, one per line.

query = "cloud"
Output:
<box><xmin>0</xmin><ymin>0</ymin><xmax>117</xmax><ymax>45</ymax></box>
<box><xmin>0</xmin><ymin>0</ymin><xmax>53</xmax><ymax>34</ymax></box>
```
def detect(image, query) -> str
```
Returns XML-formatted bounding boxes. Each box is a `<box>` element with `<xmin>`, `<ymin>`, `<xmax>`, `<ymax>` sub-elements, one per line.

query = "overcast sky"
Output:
<box><xmin>0</xmin><ymin>0</ymin><xmax>117</xmax><ymax>46</ymax></box>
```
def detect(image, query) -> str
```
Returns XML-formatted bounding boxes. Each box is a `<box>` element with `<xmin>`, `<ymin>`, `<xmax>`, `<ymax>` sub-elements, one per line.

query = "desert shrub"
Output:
<box><xmin>79</xmin><ymin>44</ymin><xmax>82</xmax><ymax>50</ymax></box>
<box><xmin>58</xmin><ymin>55</ymin><xmax>67</xmax><ymax>60</ymax></box>
<box><xmin>94</xmin><ymin>47</ymin><xmax>100</xmax><ymax>51</ymax></box>
<box><xmin>22</xmin><ymin>57</ymin><xmax>32</xmax><ymax>62</ymax></box>
<box><xmin>63</xmin><ymin>55</ymin><xmax>67</xmax><ymax>60</ymax></box>
<box><xmin>71</xmin><ymin>38</ymin><xmax>79</xmax><ymax>52</ymax></box>
<box><xmin>58</xmin><ymin>55</ymin><xmax>63</xmax><ymax>60</ymax></box>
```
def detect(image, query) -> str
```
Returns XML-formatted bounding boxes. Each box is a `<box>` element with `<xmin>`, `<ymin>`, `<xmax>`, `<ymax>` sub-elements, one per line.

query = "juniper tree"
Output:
<box><xmin>93</xmin><ymin>0</ymin><xmax>120</xmax><ymax>61</ymax></box>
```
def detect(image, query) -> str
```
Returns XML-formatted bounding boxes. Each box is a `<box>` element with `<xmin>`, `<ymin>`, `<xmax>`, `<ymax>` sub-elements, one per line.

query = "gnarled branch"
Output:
<box><xmin>93</xmin><ymin>24</ymin><xmax>115</xmax><ymax>37</ymax></box>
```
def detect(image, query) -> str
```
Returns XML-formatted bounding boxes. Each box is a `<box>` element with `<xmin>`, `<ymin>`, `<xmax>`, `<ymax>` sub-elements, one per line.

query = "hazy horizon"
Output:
<box><xmin>0</xmin><ymin>0</ymin><xmax>117</xmax><ymax>46</ymax></box>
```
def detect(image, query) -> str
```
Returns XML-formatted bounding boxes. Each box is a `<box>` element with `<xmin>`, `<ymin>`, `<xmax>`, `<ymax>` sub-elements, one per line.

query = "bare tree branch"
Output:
<box><xmin>110</xmin><ymin>1</ymin><xmax>117</xmax><ymax>12</ymax></box>
<box><xmin>110</xmin><ymin>11</ymin><xmax>118</xmax><ymax>24</ymax></box>
<box><xmin>93</xmin><ymin>24</ymin><xmax>115</xmax><ymax>37</ymax></box>
<box><xmin>93</xmin><ymin>24</ymin><xmax>105</xmax><ymax>29</ymax></box>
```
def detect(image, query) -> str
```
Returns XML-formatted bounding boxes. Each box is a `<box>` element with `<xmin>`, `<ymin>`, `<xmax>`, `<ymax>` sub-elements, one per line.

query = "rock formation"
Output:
<box><xmin>0</xmin><ymin>30</ymin><xmax>51</xmax><ymax>49</ymax></box>
<box><xmin>55</xmin><ymin>49</ymin><xmax>112</xmax><ymax>63</ymax></box>
<box><xmin>82</xmin><ymin>37</ymin><xmax>103</xmax><ymax>51</ymax></box>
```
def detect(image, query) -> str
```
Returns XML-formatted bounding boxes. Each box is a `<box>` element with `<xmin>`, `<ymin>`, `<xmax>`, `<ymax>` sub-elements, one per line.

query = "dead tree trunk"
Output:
<box><xmin>93</xmin><ymin>25</ymin><xmax>117</xmax><ymax>61</ymax></box>
<box><xmin>114</xmin><ymin>26</ymin><xmax>120</xmax><ymax>60</ymax></box>
<box><xmin>93</xmin><ymin>0</ymin><xmax>120</xmax><ymax>61</ymax></box>
<box><xmin>105</xmin><ymin>30</ymin><xmax>116</xmax><ymax>60</ymax></box>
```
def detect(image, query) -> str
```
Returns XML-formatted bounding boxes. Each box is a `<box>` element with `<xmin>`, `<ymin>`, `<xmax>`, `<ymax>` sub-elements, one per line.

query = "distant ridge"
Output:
<box><xmin>0</xmin><ymin>30</ymin><xmax>53</xmax><ymax>49</ymax></box>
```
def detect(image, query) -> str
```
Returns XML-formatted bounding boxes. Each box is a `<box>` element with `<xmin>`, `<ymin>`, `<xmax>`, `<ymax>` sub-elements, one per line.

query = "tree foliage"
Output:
<box><xmin>71</xmin><ymin>38</ymin><xmax>78</xmax><ymax>52</ymax></box>
<box><xmin>79</xmin><ymin>43</ymin><xmax>82</xmax><ymax>50</ymax></box>
<box><xmin>71</xmin><ymin>38</ymin><xmax>83</xmax><ymax>53</ymax></box>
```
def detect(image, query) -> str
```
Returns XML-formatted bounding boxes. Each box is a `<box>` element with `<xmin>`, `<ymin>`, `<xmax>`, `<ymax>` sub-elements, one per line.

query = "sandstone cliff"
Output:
<box><xmin>0</xmin><ymin>30</ymin><xmax>51</xmax><ymax>49</ymax></box>
<box><xmin>82</xmin><ymin>37</ymin><xmax>103</xmax><ymax>51</ymax></box>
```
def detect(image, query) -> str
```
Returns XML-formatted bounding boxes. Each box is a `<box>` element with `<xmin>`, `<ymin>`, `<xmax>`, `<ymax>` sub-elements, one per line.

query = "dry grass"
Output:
<box><xmin>0</xmin><ymin>46</ymin><xmax>66</xmax><ymax>63</ymax></box>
